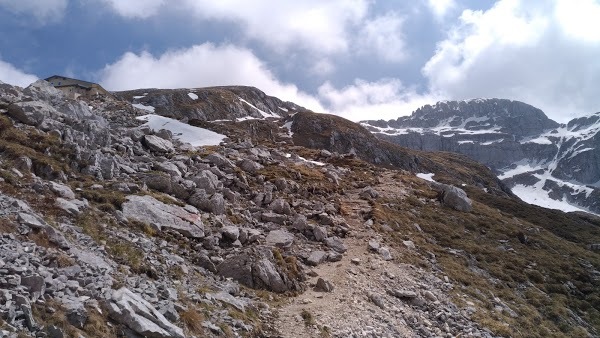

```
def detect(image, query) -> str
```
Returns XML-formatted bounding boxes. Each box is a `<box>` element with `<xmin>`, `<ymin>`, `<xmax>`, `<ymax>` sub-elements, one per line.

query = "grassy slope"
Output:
<box><xmin>371</xmin><ymin>171</ymin><xmax>600</xmax><ymax>337</ymax></box>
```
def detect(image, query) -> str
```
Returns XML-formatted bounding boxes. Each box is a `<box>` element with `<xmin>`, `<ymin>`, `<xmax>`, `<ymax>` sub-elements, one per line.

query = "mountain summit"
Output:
<box><xmin>362</xmin><ymin>99</ymin><xmax>600</xmax><ymax>214</ymax></box>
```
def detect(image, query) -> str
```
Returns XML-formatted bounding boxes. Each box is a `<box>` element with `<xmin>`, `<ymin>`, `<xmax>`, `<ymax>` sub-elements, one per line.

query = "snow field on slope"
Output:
<box><xmin>511</xmin><ymin>184</ymin><xmax>589</xmax><ymax>213</ymax></box>
<box><xmin>136</xmin><ymin>114</ymin><xmax>226</xmax><ymax>147</ymax></box>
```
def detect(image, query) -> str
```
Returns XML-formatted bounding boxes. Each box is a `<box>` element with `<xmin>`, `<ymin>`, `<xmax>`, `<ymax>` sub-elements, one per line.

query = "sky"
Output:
<box><xmin>0</xmin><ymin>0</ymin><xmax>599</xmax><ymax>123</ymax></box>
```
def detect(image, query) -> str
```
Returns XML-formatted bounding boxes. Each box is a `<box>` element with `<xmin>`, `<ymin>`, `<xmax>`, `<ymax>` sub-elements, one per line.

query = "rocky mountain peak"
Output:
<box><xmin>370</xmin><ymin>98</ymin><xmax>559</xmax><ymax>139</ymax></box>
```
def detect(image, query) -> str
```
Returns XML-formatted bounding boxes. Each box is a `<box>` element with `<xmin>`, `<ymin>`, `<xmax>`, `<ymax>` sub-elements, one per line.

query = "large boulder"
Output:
<box><xmin>217</xmin><ymin>246</ymin><xmax>304</xmax><ymax>293</ymax></box>
<box><xmin>188</xmin><ymin>191</ymin><xmax>225</xmax><ymax>215</ymax></box>
<box><xmin>238</xmin><ymin>159</ymin><xmax>263</xmax><ymax>173</ymax></box>
<box><xmin>143</xmin><ymin>135</ymin><xmax>174</xmax><ymax>153</ymax></box>
<box><xmin>191</xmin><ymin>170</ymin><xmax>221</xmax><ymax>194</ymax></box>
<box><xmin>434</xmin><ymin>183</ymin><xmax>473</xmax><ymax>212</ymax></box>
<box><xmin>269</xmin><ymin>198</ymin><xmax>292</xmax><ymax>215</ymax></box>
<box><xmin>205</xmin><ymin>153</ymin><xmax>235</xmax><ymax>169</ymax></box>
<box><xmin>106</xmin><ymin>288</ymin><xmax>184</xmax><ymax>338</ymax></box>
<box><xmin>121</xmin><ymin>195</ymin><xmax>204</xmax><ymax>238</ymax></box>
<box><xmin>265</xmin><ymin>229</ymin><xmax>294</xmax><ymax>249</ymax></box>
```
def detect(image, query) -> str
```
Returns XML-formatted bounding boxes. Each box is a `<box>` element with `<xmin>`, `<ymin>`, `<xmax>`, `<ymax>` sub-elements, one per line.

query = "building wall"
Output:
<box><xmin>90</xmin><ymin>84</ymin><xmax>110</xmax><ymax>96</ymax></box>
<box><xmin>46</xmin><ymin>76</ymin><xmax>110</xmax><ymax>98</ymax></box>
<box><xmin>55</xmin><ymin>86</ymin><xmax>88</xmax><ymax>99</ymax></box>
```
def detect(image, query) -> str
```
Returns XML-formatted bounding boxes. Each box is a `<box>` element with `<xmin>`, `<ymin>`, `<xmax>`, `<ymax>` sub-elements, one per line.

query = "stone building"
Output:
<box><xmin>44</xmin><ymin>75</ymin><xmax>110</xmax><ymax>98</ymax></box>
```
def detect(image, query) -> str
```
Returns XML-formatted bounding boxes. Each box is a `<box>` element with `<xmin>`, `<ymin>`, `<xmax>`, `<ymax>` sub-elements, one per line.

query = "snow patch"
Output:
<box><xmin>511</xmin><ymin>184</ymin><xmax>588</xmax><ymax>213</ymax></box>
<box><xmin>481</xmin><ymin>139</ymin><xmax>504</xmax><ymax>145</ymax></box>
<box><xmin>132</xmin><ymin>103</ymin><xmax>155</xmax><ymax>113</ymax></box>
<box><xmin>188</xmin><ymin>92</ymin><xmax>198</xmax><ymax>100</ymax></box>
<box><xmin>284</xmin><ymin>153</ymin><xmax>324</xmax><ymax>166</ymax></box>
<box><xmin>522</xmin><ymin>136</ymin><xmax>552</xmax><ymax>145</ymax></box>
<box><xmin>498</xmin><ymin>163</ymin><xmax>544</xmax><ymax>180</ymax></box>
<box><xmin>298</xmin><ymin>156</ymin><xmax>325</xmax><ymax>166</ymax></box>
<box><xmin>568</xmin><ymin>147</ymin><xmax>593</xmax><ymax>160</ymax></box>
<box><xmin>416</xmin><ymin>173</ymin><xmax>436</xmax><ymax>182</ymax></box>
<box><xmin>239</xmin><ymin>97</ymin><xmax>279</xmax><ymax>119</ymax></box>
<box><xmin>136</xmin><ymin>114</ymin><xmax>226</xmax><ymax>146</ymax></box>
<box><xmin>283</xmin><ymin>121</ymin><xmax>294</xmax><ymax>136</ymax></box>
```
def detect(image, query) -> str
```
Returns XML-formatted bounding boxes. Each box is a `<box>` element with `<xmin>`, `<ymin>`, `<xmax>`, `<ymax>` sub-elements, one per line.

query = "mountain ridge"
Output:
<box><xmin>361</xmin><ymin>98</ymin><xmax>600</xmax><ymax>215</ymax></box>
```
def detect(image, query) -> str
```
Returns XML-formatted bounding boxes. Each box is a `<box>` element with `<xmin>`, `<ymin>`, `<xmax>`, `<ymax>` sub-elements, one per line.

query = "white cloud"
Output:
<box><xmin>0</xmin><ymin>0</ymin><xmax>67</xmax><ymax>23</ymax></box>
<box><xmin>100</xmin><ymin>0</ymin><xmax>165</xmax><ymax>19</ymax></box>
<box><xmin>555</xmin><ymin>0</ymin><xmax>600</xmax><ymax>42</ymax></box>
<box><xmin>310</xmin><ymin>59</ymin><xmax>336</xmax><ymax>76</ymax></box>
<box><xmin>96</xmin><ymin>0</ymin><xmax>415</xmax><ymax>66</ymax></box>
<box><xmin>427</xmin><ymin>0</ymin><xmax>456</xmax><ymax>20</ymax></box>
<box><xmin>179</xmin><ymin>0</ymin><xmax>369</xmax><ymax>55</ymax></box>
<box><xmin>0</xmin><ymin>58</ymin><xmax>38</xmax><ymax>87</ymax></box>
<box><xmin>423</xmin><ymin>0</ymin><xmax>600</xmax><ymax>122</ymax></box>
<box><xmin>99</xmin><ymin>43</ymin><xmax>325</xmax><ymax>113</ymax></box>
<box><xmin>100</xmin><ymin>0</ymin><xmax>369</xmax><ymax>54</ymax></box>
<box><xmin>318</xmin><ymin>79</ymin><xmax>440</xmax><ymax>121</ymax></box>
<box><xmin>357</xmin><ymin>13</ymin><xmax>407</xmax><ymax>62</ymax></box>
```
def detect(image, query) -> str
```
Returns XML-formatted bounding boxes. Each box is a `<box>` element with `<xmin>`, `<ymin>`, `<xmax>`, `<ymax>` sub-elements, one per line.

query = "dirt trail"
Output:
<box><xmin>274</xmin><ymin>174</ymin><xmax>424</xmax><ymax>337</ymax></box>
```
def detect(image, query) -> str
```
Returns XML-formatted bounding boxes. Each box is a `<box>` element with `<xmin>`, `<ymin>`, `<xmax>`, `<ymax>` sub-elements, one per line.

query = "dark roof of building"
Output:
<box><xmin>54</xmin><ymin>83</ymin><xmax>92</xmax><ymax>90</ymax></box>
<box><xmin>44</xmin><ymin>75</ymin><xmax>97</xmax><ymax>87</ymax></box>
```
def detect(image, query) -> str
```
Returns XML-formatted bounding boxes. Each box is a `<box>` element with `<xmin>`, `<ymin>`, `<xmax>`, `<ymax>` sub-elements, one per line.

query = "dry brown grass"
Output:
<box><xmin>0</xmin><ymin>116</ymin><xmax>72</xmax><ymax>178</ymax></box>
<box><xmin>180</xmin><ymin>307</ymin><xmax>206</xmax><ymax>335</ymax></box>
<box><xmin>366</xmin><ymin>170</ymin><xmax>600</xmax><ymax>337</ymax></box>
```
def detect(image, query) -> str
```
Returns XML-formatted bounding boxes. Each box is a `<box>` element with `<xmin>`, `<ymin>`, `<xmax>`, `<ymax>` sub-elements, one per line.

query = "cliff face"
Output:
<box><xmin>362</xmin><ymin>99</ymin><xmax>600</xmax><ymax>214</ymax></box>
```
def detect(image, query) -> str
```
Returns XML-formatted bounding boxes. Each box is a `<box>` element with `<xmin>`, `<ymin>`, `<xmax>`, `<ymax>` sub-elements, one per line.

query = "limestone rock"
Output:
<box><xmin>269</xmin><ymin>198</ymin><xmax>292</xmax><ymax>215</ymax></box>
<box><xmin>325</xmin><ymin>236</ymin><xmax>347</xmax><ymax>253</ymax></box>
<box><xmin>313</xmin><ymin>226</ymin><xmax>327</xmax><ymax>242</ymax></box>
<box><xmin>107</xmin><ymin>287</ymin><xmax>184</xmax><ymax>338</ymax></box>
<box><xmin>314</xmin><ymin>278</ymin><xmax>334</xmax><ymax>292</ymax></box>
<box><xmin>221</xmin><ymin>225</ymin><xmax>240</xmax><ymax>241</ymax></box>
<box><xmin>387</xmin><ymin>289</ymin><xmax>417</xmax><ymax>299</ymax></box>
<box><xmin>205</xmin><ymin>153</ymin><xmax>235</xmax><ymax>169</ymax></box>
<box><xmin>266</xmin><ymin>229</ymin><xmax>294</xmax><ymax>249</ymax></box>
<box><xmin>217</xmin><ymin>247</ymin><xmax>304</xmax><ymax>293</ymax></box>
<box><xmin>17</xmin><ymin>212</ymin><xmax>46</xmax><ymax>230</ymax></box>
<box><xmin>20</xmin><ymin>275</ymin><xmax>45</xmax><ymax>300</ymax></box>
<box><xmin>239</xmin><ymin>159</ymin><xmax>263</xmax><ymax>173</ymax></box>
<box><xmin>143</xmin><ymin>135</ymin><xmax>174</xmax><ymax>153</ymax></box>
<box><xmin>435</xmin><ymin>184</ymin><xmax>473</xmax><ymax>212</ymax></box>
<box><xmin>122</xmin><ymin>195</ymin><xmax>204</xmax><ymax>238</ymax></box>
<box><xmin>49</xmin><ymin>182</ymin><xmax>76</xmax><ymax>199</ymax></box>
<box><xmin>306</xmin><ymin>251</ymin><xmax>327</xmax><ymax>266</ymax></box>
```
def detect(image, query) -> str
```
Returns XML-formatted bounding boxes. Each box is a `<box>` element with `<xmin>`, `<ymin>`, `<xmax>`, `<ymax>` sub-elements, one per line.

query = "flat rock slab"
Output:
<box><xmin>107</xmin><ymin>287</ymin><xmax>184</xmax><ymax>338</ymax></box>
<box><xmin>143</xmin><ymin>135</ymin><xmax>174</xmax><ymax>153</ymax></box>
<box><xmin>18</xmin><ymin>212</ymin><xmax>46</xmax><ymax>230</ymax></box>
<box><xmin>122</xmin><ymin>195</ymin><xmax>204</xmax><ymax>238</ymax></box>
<box><xmin>266</xmin><ymin>229</ymin><xmax>294</xmax><ymax>249</ymax></box>
<box><xmin>306</xmin><ymin>251</ymin><xmax>328</xmax><ymax>266</ymax></box>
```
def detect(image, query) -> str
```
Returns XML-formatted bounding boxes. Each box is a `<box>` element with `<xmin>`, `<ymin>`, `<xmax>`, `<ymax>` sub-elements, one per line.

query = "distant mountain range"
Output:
<box><xmin>361</xmin><ymin>99</ymin><xmax>600</xmax><ymax>215</ymax></box>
